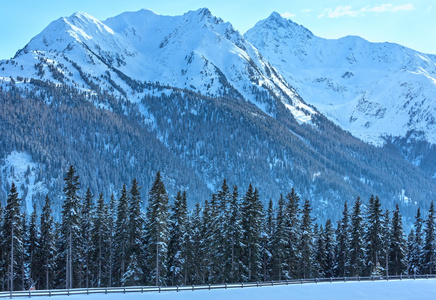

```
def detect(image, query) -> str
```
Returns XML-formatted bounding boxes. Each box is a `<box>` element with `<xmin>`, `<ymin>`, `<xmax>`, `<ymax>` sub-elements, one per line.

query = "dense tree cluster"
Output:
<box><xmin>0</xmin><ymin>167</ymin><xmax>435</xmax><ymax>291</ymax></box>
<box><xmin>1</xmin><ymin>79</ymin><xmax>436</xmax><ymax>225</ymax></box>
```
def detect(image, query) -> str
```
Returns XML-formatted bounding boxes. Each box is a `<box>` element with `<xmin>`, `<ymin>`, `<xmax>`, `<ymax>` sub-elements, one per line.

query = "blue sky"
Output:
<box><xmin>0</xmin><ymin>0</ymin><xmax>434</xmax><ymax>59</ymax></box>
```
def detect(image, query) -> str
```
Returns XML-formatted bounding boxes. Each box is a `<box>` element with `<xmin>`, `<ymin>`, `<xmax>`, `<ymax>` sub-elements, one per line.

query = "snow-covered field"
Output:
<box><xmin>31</xmin><ymin>279</ymin><xmax>436</xmax><ymax>300</ymax></box>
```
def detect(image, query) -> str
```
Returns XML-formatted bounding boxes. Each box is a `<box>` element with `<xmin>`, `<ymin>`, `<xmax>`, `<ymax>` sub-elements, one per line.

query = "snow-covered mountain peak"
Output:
<box><xmin>245</xmin><ymin>14</ymin><xmax>436</xmax><ymax>145</ymax></box>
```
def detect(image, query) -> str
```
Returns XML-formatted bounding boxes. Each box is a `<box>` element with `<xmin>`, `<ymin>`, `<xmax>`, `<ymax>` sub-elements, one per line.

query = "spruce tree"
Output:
<box><xmin>241</xmin><ymin>185</ymin><xmax>263</xmax><ymax>281</ymax></box>
<box><xmin>409</xmin><ymin>208</ymin><xmax>424</xmax><ymax>274</ymax></box>
<box><xmin>167</xmin><ymin>190</ymin><xmax>188</xmax><ymax>286</ymax></box>
<box><xmin>284</xmin><ymin>188</ymin><xmax>300</xmax><ymax>279</ymax></box>
<box><xmin>107</xmin><ymin>193</ymin><xmax>117</xmax><ymax>287</ymax></box>
<box><xmin>323</xmin><ymin>219</ymin><xmax>336</xmax><ymax>278</ymax></box>
<box><xmin>60</xmin><ymin>165</ymin><xmax>81</xmax><ymax>289</ymax></box>
<box><xmin>124</xmin><ymin>178</ymin><xmax>144</xmax><ymax>285</ymax></box>
<box><xmin>423</xmin><ymin>202</ymin><xmax>436</xmax><ymax>274</ymax></box>
<box><xmin>380</xmin><ymin>210</ymin><xmax>391</xmax><ymax>276</ymax></box>
<box><xmin>145</xmin><ymin>172</ymin><xmax>169</xmax><ymax>286</ymax></box>
<box><xmin>389</xmin><ymin>204</ymin><xmax>407</xmax><ymax>275</ymax></box>
<box><xmin>349</xmin><ymin>197</ymin><xmax>365</xmax><ymax>277</ymax></box>
<box><xmin>299</xmin><ymin>199</ymin><xmax>314</xmax><ymax>279</ymax></box>
<box><xmin>336</xmin><ymin>202</ymin><xmax>350</xmax><ymax>277</ymax></box>
<box><xmin>270</xmin><ymin>194</ymin><xmax>287</xmax><ymax>280</ymax></box>
<box><xmin>38</xmin><ymin>195</ymin><xmax>56</xmax><ymax>290</ymax></box>
<box><xmin>364</xmin><ymin>195</ymin><xmax>383</xmax><ymax>276</ymax></box>
<box><xmin>28</xmin><ymin>204</ymin><xmax>40</xmax><ymax>288</ymax></box>
<box><xmin>313</xmin><ymin>224</ymin><xmax>326</xmax><ymax>278</ymax></box>
<box><xmin>91</xmin><ymin>193</ymin><xmax>110</xmax><ymax>287</ymax></box>
<box><xmin>114</xmin><ymin>185</ymin><xmax>129</xmax><ymax>285</ymax></box>
<box><xmin>188</xmin><ymin>202</ymin><xmax>203</xmax><ymax>284</ymax></box>
<box><xmin>224</xmin><ymin>186</ymin><xmax>243</xmax><ymax>283</ymax></box>
<box><xmin>1</xmin><ymin>183</ymin><xmax>23</xmax><ymax>291</ymax></box>
<box><xmin>261</xmin><ymin>198</ymin><xmax>274</xmax><ymax>281</ymax></box>
<box><xmin>80</xmin><ymin>188</ymin><xmax>94</xmax><ymax>288</ymax></box>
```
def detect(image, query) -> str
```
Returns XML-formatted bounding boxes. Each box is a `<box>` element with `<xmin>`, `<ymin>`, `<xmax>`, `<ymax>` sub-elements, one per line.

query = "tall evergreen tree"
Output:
<box><xmin>270</xmin><ymin>194</ymin><xmax>288</xmax><ymax>280</ymax></box>
<box><xmin>409</xmin><ymin>208</ymin><xmax>424</xmax><ymax>274</ymax></box>
<box><xmin>123</xmin><ymin>178</ymin><xmax>144</xmax><ymax>286</ymax></box>
<box><xmin>167</xmin><ymin>190</ymin><xmax>188</xmax><ymax>286</ymax></box>
<box><xmin>59</xmin><ymin>165</ymin><xmax>81</xmax><ymax>289</ymax></box>
<box><xmin>1</xmin><ymin>183</ymin><xmax>23</xmax><ymax>291</ymax></box>
<box><xmin>323</xmin><ymin>219</ymin><xmax>336</xmax><ymax>278</ymax></box>
<box><xmin>107</xmin><ymin>194</ymin><xmax>117</xmax><ymax>287</ymax></box>
<box><xmin>423</xmin><ymin>202</ymin><xmax>436</xmax><ymax>274</ymax></box>
<box><xmin>38</xmin><ymin>195</ymin><xmax>56</xmax><ymax>290</ymax></box>
<box><xmin>336</xmin><ymin>202</ymin><xmax>350</xmax><ymax>277</ymax></box>
<box><xmin>364</xmin><ymin>195</ymin><xmax>383</xmax><ymax>276</ymax></box>
<box><xmin>389</xmin><ymin>204</ymin><xmax>407</xmax><ymax>275</ymax></box>
<box><xmin>224</xmin><ymin>186</ymin><xmax>244</xmax><ymax>283</ymax></box>
<box><xmin>349</xmin><ymin>197</ymin><xmax>365</xmax><ymax>277</ymax></box>
<box><xmin>380</xmin><ymin>210</ymin><xmax>391</xmax><ymax>276</ymax></box>
<box><xmin>91</xmin><ymin>193</ymin><xmax>110</xmax><ymax>287</ymax></box>
<box><xmin>80</xmin><ymin>188</ymin><xmax>94</xmax><ymax>288</ymax></box>
<box><xmin>299</xmin><ymin>199</ymin><xmax>314</xmax><ymax>279</ymax></box>
<box><xmin>28</xmin><ymin>204</ymin><xmax>39</xmax><ymax>288</ymax></box>
<box><xmin>313</xmin><ymin>224</ymin><xmax>325</xmax><ymax>278</ymax></box>
<box><xmin>284</xmin><ymin>188</ymin><xmax>300</xmax><ymax>279</ymax></box>
<box><xmin>145</xmin><ymin>172</ymin><xmax>169</xmax><ymax>286</ymax></box>
<box><xmin>114</xmin><ymin>185</ymin><xmax>129</xmax><ymax>285</ymax></box>
<box><xmin>261</xmin><ymin>198</ymin><xmax>274</xmax><ymax>281</ymax></box>
<box><xmin>241</xmin><ymin>185</ymin><xmax>263</xmax><ymax>281</ymax></box>
<box><xmin>188</xmin><ymin>202</ymin><xmax>203</xmax><ymax>285</ymax></box>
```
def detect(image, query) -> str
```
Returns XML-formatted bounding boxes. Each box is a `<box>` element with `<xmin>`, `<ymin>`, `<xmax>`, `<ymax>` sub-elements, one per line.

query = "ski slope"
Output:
<box><xmin>28</xmin><ymin>279</ymin><xmax>436</xmax><ymax>300</ymax></box>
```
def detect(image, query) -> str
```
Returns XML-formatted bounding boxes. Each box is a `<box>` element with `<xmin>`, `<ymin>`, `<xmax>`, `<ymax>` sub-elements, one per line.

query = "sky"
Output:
<box><xmin>0</xmin><ymin>0</ymin><xmax>435</xmax><ymax>59</ymax></box>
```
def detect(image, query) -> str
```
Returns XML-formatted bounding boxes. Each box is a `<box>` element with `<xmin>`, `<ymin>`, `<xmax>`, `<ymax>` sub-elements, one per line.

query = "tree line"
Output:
<box><xmin>0</xmin><ymin>165</ymin><xmax>435</xmax><ymax>291</ymax></box>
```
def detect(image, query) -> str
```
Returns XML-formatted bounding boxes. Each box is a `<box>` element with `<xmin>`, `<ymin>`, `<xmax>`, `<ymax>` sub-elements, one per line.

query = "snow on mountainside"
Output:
<box><xmin>245</xmin><ymin>12</ymin><xmax>436</xmax><ymax>146</ymax></box>
<box><xmin>3</xmin><ymin>9</ymin><xmax>315</xmax><ymax>124</ymax></box>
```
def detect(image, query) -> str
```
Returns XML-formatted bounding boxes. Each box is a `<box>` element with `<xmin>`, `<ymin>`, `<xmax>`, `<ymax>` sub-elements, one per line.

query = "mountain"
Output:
<box><xmin>0</xmin><ymin>9</ymin><xmax>435</xmax><ymax>223</ymax></box>
<box><xmin>245</xmin><ymin>12</ymin><xmax>436</xmax><ymax>178</ymax></box>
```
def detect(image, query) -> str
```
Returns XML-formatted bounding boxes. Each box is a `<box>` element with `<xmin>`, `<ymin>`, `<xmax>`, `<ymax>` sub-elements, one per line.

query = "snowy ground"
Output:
<box><xmin>29</xmin><ymin>279</ymin><xmax>436</xmax><ymax>300</ymax></box>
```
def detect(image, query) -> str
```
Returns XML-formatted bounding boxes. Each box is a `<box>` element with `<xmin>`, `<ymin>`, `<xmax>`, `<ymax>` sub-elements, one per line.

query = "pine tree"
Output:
<box><xmin>409</xmin><ymin>208</ymin><xmax>424</xmax><ymax>274</ymax></box>
<box><xmin>423</xmin><ymin>202</ymin><xmax>436</xmax><ymax>274</ymax></box>
<box><xmin>1</xmin><ymin>183</ymin><xmax>24</xmax><ymax>291</ymax></box>
<box><xmin>336</xmin><ymin>202</ymin><xmax>350</xmax><ymax>277</ymax></box>
<box><xmin>114</xmin><ymin>185</ymin><xmax>129</xmax><ymax>286</ymax></box>
<box><xmin>167</xmin><ymin>190</ymin><xmax>188</xmax><ymax>286</ymax></box>
<box><xmin>299</xmin><ymin>199</ymin><xmax>314</xmax><ymax>279</ymax></box>
<box><xmin>364</xmin><ymin>195</ymin><xmax>383</xmax><ymax>276</ymax></box>
<box><xmin>38</xmin><ymin>195</ymin><xmax>56</xmax><ymax>290</ymax></box>
<box><xmin>59</xmin><ymin>165</ymin><xmax>81</xmax><ymax>289</ymax></box>
<box><xmin>389</xmin><ymin>204</ymin><xmax>407</xmax><ymax>275</ymax></box>
<box><xmin>349</xmin><ymin>197</ymin><xmax>365</xmax><ymax>277</ymax></box>
<box><xmin>241</xmin><ymin>184</ymin><xmax>263</xmax><ymax>281</ymax></box>
<box><xmin>145</xmin><ymin>172</ymin><xmax>169</xmax><ymax>286</ymax></box>
<box><xmin>200</xmin><ymin>200</ymin><xmax>213</xmax><ymax>283</ymax></box>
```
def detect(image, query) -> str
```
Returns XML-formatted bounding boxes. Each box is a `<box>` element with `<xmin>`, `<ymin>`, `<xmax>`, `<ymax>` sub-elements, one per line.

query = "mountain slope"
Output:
<box><xmin>245</xmin><ymin>12</ymin><xmax>436</xmax><ymax>146</ymax></box>
<box><xmin>0</xmin><ymin>9</ymin><xmax>435</xmax><ymax>223</ymax></box>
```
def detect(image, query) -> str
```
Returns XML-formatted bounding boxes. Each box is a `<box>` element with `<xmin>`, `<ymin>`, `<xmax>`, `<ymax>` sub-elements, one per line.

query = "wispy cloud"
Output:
<box><xmin>281</xmin><ymin>12</ymin><xmax>296</xmax><ymax>19</ymax></box>
<box><xmin>318</xmin><ymin>3</ymin><xmax>414</xmax><ymax>18</ymax></box>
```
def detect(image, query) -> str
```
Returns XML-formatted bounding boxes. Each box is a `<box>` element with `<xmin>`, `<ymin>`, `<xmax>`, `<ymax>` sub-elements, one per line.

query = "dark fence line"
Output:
<box><xmin>1</xmin><ymin>274</ymin><xmax>435</xmax><ymax>298</ymax></box>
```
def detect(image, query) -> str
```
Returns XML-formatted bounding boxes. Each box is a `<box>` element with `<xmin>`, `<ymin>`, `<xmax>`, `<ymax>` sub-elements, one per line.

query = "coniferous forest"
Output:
<box><xmin>0</xmin><ymin>166</ymin><xmax>435</xmax><ymax>292</ymax></box>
